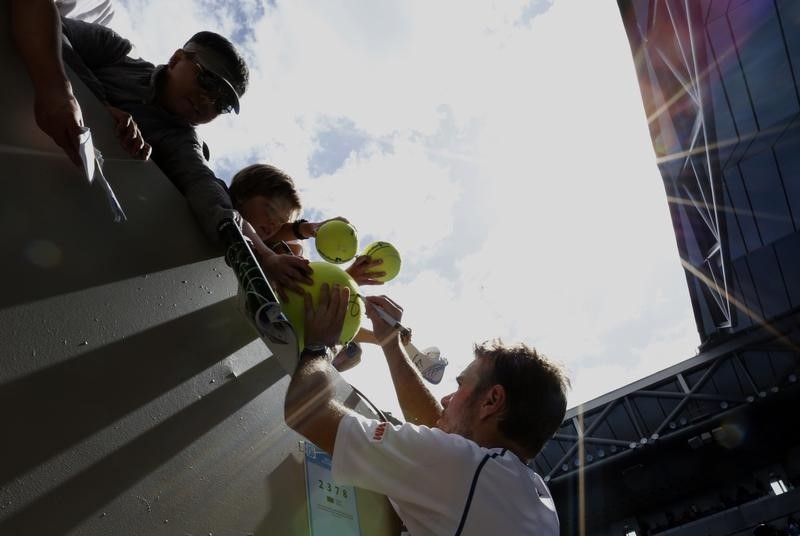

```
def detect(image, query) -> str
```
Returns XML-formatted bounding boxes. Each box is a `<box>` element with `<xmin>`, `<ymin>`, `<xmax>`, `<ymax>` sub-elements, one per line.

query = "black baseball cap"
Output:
<box><xmin>183</xmin><ymin>40</ymin><xmax>243</xmax><ymax>114</ymax></box>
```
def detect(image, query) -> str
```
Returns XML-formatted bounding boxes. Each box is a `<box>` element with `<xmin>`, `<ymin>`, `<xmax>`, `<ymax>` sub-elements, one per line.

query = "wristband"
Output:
<box><xmin>292</xmin><ymin>219</ymin><xmax>309</xmax><ymax>240</ymax></box>
<box><xmin>301</xmin><ymin>344</ymin><xmax>328</xmax><ymax>358</ymax></box>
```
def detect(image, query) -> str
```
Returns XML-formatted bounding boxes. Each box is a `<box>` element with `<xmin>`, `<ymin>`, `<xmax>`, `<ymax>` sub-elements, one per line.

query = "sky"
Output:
<box><xmin>107</xmin><ymin>0</ymin><xmax>700</xmax><ymax>416</ymax></box>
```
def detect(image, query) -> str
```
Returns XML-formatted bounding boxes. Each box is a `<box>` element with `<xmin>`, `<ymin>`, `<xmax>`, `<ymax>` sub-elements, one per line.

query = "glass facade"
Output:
<box><xmin>618</xmin><ymin>0</ymin><xmax>800</xmax><ymax>344</ymax></box>
<box><xmin>532</xmin><ymin>5</ymin><xmax>800</xmax><ymax>532</ymax></box>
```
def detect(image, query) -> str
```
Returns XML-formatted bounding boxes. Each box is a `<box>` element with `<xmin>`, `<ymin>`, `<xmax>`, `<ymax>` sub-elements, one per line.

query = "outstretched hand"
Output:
<box><xmin>34</xmin><ymin>86</ymin><xmax>84</xmax><ymax>168</ymax></box>
<box><xmin>304</xmin><ymin>283</ymin><xmax>350</xmax><ymax>347</ymax></box>
<box><xmin>364</xmin><ymin>295</ymin><xmax>403</xmax><ymax>347</ymax></box>
<box><xmin>258</xmin><ymin>252</ymin><xmax>313</xmax><ymax>301</ymax></box>
<box><xmin>346</xmin><ymin>255</ymin><xmax>386</xmax><ymax>286</ymax></box>
<box><xmin>107</xmin><ymin>105</ymin><xmax>152</xmax><ymax>160</ymax></box>
<box><xmin>304</xmin><ymin>216</ymin><xmax>350</xmax><ymax>238</ymax></box>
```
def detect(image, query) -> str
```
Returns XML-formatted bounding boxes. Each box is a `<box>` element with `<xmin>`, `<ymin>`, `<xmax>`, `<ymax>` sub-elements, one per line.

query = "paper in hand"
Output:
<box><xmin>94</xmin><ymin>148</ymin><xmax>127</xmax><ymax>223</ymax></box>
<box><xmin>76</xmin><ymin>127</ymin><xmax>127</xmax><ymax>223</ymax></box>
<box><xmin>78</xmin><ymin>126</ymin><xmax>95</xmax><ymax>183</ymax></box>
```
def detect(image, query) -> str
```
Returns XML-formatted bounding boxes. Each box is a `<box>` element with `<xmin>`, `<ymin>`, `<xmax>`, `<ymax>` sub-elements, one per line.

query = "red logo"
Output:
<box><xmin>372</xmin><ymin>422</ymin><xmax>388</xmax><ymax>442</ymax></box>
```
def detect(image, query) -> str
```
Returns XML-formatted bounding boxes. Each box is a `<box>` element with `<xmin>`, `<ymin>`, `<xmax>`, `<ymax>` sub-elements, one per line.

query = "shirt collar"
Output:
<box><xmin>147</xmin><ymin>64</ymin><xmax>167</xmax><ymax>104</ymax></box>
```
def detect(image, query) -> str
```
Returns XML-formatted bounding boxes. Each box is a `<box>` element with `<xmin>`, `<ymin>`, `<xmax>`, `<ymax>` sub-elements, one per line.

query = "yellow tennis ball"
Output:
<box><xmin>362</xmin><ymin>241</ymin><xmax>401</xmax><ymax>282</ymax></box>
<box><xmin>315</xmin><ymin>220</ymin><xmax>358</xmax><ymax>264</ymax></box>
<box><xmin>279</xmin><ymin>262</ymin><xmax>362</xmax><ymax>350</ymax></box>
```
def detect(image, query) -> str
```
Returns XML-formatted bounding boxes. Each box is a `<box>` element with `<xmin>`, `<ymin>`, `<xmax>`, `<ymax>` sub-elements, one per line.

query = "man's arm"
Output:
<box><xmin>284</xmin><ymin>284</ymin><xmax>353</xmax><ymax>454</ymax></box>
<box><xmin>10</xmin><ymin>0</ymin><xmax>83</xmax><ymax>167</ymax></box>
<box><xmin>284</xmin><ymin>353</ymin><xmax>349</xmax><ymax>455</ymax></box>
<box><xmin>364</xmin><ymin>296</ymin><xmax>443</xmax><ymax>427</ymax></box>
<box><xmin>151</xmin><ymin>132</ymin><xmax>240</xmax><ymax>247</ymax></box>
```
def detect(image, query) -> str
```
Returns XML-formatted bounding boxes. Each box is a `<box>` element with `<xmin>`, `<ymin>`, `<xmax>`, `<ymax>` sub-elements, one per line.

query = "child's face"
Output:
<box><xmin>238</xmin><ymin>195</ymin><xmax>296</xmax><ymax>242</ymax></box>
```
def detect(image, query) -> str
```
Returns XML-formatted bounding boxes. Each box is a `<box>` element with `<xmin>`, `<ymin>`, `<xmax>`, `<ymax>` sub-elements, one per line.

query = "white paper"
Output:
<box><xmin>77</xmin><ymin>126</ymin><xmax>95</xmax><ymax>183</ymax></box>
<box><xmin>405</xmin><ymin>342</ymin><xmax>448</xmax><ymax>384</ymax></box>
<box><xmin>93</xmin><ymin>148</ymin><xmax>127</xmax><ymax>223</ymax></box>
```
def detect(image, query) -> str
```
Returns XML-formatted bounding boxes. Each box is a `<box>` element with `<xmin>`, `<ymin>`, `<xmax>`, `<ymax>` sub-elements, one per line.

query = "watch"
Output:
<box><xmin>292</xmin><ymin>219</ymin><xmax>309</xmax><ymax>240</ymax></box>
<box><xmin>301</xmin><ymin>344</ymin><xmax>328</xmax><ymax>358</ymax></box>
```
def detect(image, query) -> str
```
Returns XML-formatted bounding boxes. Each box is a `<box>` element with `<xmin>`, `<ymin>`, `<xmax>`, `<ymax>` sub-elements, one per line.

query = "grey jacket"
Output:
<box><xmin>60</xmin><ymin>16</ymin><xmax>235</xmax><ymax>246</ymax></box>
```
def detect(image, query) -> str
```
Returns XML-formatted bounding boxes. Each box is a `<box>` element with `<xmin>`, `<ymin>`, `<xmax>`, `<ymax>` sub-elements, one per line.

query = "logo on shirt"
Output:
<box><xmin>371</xmin><ymin>422</ymin><xmax>388</xmax><ymax>442</ymax></box>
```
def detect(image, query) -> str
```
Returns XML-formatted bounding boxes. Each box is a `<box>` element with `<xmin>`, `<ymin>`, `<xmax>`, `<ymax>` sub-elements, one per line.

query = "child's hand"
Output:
<box><xmin>305</xmin><ymin>216</ymin><xmax>350</xmax><ymax>238</ymax></box>
<box><xmin>106</xmin><ymin>105</ymin><xmax>151</xmax><ymax>160</ymax></box>
<box><xmin>346</xmin><ymin>255</ymin><xmax>386</xmax><ymax>286</ymax></box>
<box><xmin>258</xmin><ymin>252</ymin><xmax>313</xmax><ymax>301</ymax></box>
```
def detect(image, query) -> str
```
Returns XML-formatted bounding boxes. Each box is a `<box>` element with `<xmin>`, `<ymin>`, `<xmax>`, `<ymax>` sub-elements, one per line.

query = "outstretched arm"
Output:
<box><xmin>284</xmin><ymin>284</ymin><xmax>352</xmax><ymax>455</ymax></box>
<box><xmin>346</xmin><ymin>255</ymin><xmax>386</xmax><ymax>286</ymax></box>
<box><xmin>364</xmin><ymin>296</ymin><xmax>442</xmax><ymax>427</ymax></box>
<box><xmin>10</xmin><ymin>0</ymin><xmax>84</xmax><ymax>167</ymax></box>
<box><xmin>241</xmin><ymin>219</ymin><xmax>312</xmax><ymax>300</ymax></box>
<box><xmin>272</xmin><ymin>216</ymin><xmax>349</xmax><ymax>247</ymax></box>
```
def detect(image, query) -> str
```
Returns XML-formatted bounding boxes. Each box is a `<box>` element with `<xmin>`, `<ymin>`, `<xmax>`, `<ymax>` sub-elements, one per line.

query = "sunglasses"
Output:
<box><xmin>189</xmin><ymin>57</ymin><xmax>236</xmax><ymax>114</ymax></box>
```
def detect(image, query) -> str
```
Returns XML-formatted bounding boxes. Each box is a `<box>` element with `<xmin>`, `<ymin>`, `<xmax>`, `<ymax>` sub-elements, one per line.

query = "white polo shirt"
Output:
<box><xmin>332</xmin><ymin>414</ymin><xmax>559</xmax><ymax>536</ymax></box>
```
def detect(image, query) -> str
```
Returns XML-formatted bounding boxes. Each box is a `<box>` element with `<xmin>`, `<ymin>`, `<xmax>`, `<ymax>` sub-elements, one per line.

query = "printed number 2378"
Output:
<box><xmin>318</xmin><ymin>480</ymin><xmax>348</xmax><ymax>498</ymax></box>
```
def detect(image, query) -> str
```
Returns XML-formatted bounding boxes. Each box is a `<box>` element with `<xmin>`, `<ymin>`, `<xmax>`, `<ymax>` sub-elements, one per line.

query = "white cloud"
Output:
<box><xmin>568</xmin><ymin>315</ymin><xmax>699</xmax><ymax>405</ymax></box>
<box><xmin>303</xmin><ymin>138</ymin><xmax>461</xmax><ymax>258</ymax></box>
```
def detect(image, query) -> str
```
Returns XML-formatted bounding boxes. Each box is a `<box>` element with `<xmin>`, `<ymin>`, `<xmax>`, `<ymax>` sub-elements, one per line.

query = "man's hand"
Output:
<box><xmin>365</xmin><ymin>295</ymin><xmax>442</xmax><ymax>426</ymax></box>
<box><xmin>34</xmin><ymin>85</ymin><xmax>85</xmax><ymax>168</ymax></box>
<box><xmin>346</xmin><ymin>255</ymin><xmax>386</xmax><ymax>286</ymax></box>
<box><xmin>364</xmin><ymin>295</ymin><xmax>403</xmax><ymax>348</ymax></box>
<box><xmin>285</xmin><ymin>282</ymin><xmax>352</xmax><ymax>455</ymax></box>
<box><xmin>400</xmin><ymin>328</ymin><xmax>413</xmax><ymax>347</ymax></box>
<box><xmin>107</xmin><ymin>105</ymin><xmax>152</xmax><ymax>160</ymax></box>
<box><xmin>258</xmin><ymin>251</ymin><xmax>313</xmax><ymax>301</ymax></box>
<box><xmin>304</xmin><ymin>283</ymin><xmax>350</xmax><ymax>347</ymax></box>
<box><xmin>11</xmin><ymin>0</ymin><xmax>85</xmax><ymax>168</ymax></box>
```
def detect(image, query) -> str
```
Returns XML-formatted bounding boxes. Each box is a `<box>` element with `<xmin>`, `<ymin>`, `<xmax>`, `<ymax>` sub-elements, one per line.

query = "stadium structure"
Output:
<box><xmin>530</xmin><ymin>1</ymin><xmax>800</xmax><ymax>534</ymax></box>
<box><xmin>1</xmin><ymin>1</ymin><xmax>798</xmax><ymax>535</ymax></box>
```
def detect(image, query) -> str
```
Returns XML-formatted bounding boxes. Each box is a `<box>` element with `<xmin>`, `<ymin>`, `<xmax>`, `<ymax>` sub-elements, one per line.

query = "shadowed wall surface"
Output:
<box><xmin>0</xmin><ymin>9</ymin><xmax>398</xmax><ymax>535</ymax></box>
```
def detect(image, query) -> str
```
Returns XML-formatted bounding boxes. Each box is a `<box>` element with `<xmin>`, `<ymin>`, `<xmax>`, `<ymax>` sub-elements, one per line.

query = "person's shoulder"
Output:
<box><xmin>61</xmin><ymin>16</ymin><xmax>134</xmax><ymax>60</ymax></box>
<box><xmin>61</xmin><ymin>15</ymin><xmax>130</xmax><ymax>46</ymax></box>
<box><xmin>145</xmin><ymin>122</ymin><xmax>215</xmax><ymax>181</ymax></box>
<box><xmin>150</xmin><ymin>120</ymin><xmax>203</xmax><ymax>151</ymax></box>
<box><xmin>393</xmin><ymin>421</ymin><xmax>491</xmax><ymax>464</ymax></box>
<box><xmin>55</xmin><ymin>0</ymin><xmax>115</xmax><ymax>25</ymax></box>
<box><xmin>339</xmin><ymin>414</ymin><xmax>484</xmax><ymax>455</ymax></box>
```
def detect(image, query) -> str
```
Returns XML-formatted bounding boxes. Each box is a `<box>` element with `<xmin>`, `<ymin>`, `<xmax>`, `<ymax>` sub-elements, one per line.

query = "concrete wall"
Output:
<box><xmin>0</xmin><ymin>10</ymin><xmax>399</xmax><ymax>536</ymax></box>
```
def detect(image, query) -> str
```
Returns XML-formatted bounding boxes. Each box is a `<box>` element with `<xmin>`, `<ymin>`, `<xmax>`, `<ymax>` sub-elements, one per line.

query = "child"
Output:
<box><xmin>228</xmin><ymin>163</ymin><xmax>385</xmax><ymax>298</ymax></box>
<box><xmin>228</xmin><ymin>163</ymin><xmax>392</xmax><ymax>369</ymax></box>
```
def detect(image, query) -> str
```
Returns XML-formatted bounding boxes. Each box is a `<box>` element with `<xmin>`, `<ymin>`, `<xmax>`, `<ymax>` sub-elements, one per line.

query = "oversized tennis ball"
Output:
<box><xmin>315</xmin><ymin>220</ymin><xmax>358</xmax><ymax>264</ymax></box>
<box><xmin>279</xmin><ymin>262</ymin><xmax>362</xmax><ymax>350</ymax></box>
<box><xmin>362</xmin><ymin>241</ymin><xmax>401</xmax><ymax>282</ymax></box>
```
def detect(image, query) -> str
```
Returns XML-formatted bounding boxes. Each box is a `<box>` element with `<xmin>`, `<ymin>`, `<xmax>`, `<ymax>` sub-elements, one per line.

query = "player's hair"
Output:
<box><xmin>229</xmin><ymin>164</ymin><xmax>302</xmax><ymax>212</ymax></box>
<box><xmin>186</xmin><ymin>31</ymin><xmax>249</xmax><ymax>96</ymax></box>
<box><xmin>474</xmin><ymin>341</ymin><xmax>570</xmax><ymax>458</ymax></box>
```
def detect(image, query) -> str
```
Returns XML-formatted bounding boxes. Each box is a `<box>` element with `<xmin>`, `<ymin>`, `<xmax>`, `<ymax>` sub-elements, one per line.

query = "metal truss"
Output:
<box><xmin>532</xmin><ymin>312</ymin><xmax>800</xmax><ymax>483</ymax></box>
<box><xmin>627</xmin><ymin>0</ymin><xmax>733</xmax><ymax>336</ymax></box>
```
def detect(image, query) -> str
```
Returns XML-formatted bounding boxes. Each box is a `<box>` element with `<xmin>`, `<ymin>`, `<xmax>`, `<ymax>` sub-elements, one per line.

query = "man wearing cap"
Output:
<box><xmin>12</xmin><ymin>0</ymin><xmax>320</xmax><ymax>290</ymax></box>
<box><xmin>11</xmin><ymin>1</ymin><xmax>280</xmax><ymax>253</ymax></box>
